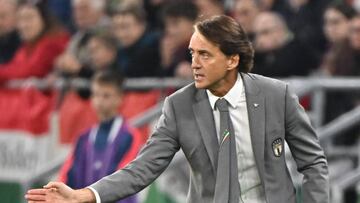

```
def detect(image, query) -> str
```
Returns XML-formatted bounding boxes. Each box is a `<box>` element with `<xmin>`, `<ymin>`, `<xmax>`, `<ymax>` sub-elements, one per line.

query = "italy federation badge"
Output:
<box><xmin>272</xmin><ymin>138</ymin><xmax>283</xmax><ymax>157</ymax></box>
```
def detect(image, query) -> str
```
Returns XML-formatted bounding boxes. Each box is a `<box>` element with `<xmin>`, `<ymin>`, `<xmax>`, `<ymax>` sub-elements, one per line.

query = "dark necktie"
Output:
<box><xmin>214</xmin><ymin>98</ymin><xmax>241</xmax><ymax>203</ymax></box>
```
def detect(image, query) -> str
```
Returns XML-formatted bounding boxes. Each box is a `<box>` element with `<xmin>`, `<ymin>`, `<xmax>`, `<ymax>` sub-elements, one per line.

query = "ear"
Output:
<box><xmin>227</xmin><ymin>54</ymin><xmax>240</xmax><ymax>70</ymax></box>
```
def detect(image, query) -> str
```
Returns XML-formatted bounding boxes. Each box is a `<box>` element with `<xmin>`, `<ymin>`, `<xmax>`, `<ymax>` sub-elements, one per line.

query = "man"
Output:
<box><xmin>252</xmin><ymin>12</ymin><xmax>318</xmax><ymax>77</ymax></box>
<box><xmin>161</xmin><ymin>0</ymin><xmax>198</xmax><ymax>78</ymax></box>
<box><xmin>58</xmin><ymin>70</ymin><xmax>141</xmax><ymax>203</ymax></box>
<box><xmin>55</xmin><ymin>0</ymin><xmax>110</xmax><ymax>77</ymax></box>
<box><xmin>232</xmin><ymin>0</ymin><xmax>260</xmax><ymax>40</ymax></box>
<box><xmin>112</xmin><ymin>5</ymin><xmax>161</xmax><ymax>77</ymax></box>
<box><xmin>26</xmin><ymin>15</ymin><xmax>329</xmax><ymax>203</ymax></box>
<box><xmin>0</xmin><ymin>0</ymin><xmax>20</xmax><ymax>64</ymax></box>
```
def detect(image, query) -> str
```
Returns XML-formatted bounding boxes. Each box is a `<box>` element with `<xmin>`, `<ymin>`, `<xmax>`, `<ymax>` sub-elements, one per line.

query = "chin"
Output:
<box><xmin>194</xmin><ymin>81</ymin><xmax>208</xmax><ymax>89</ymax></box>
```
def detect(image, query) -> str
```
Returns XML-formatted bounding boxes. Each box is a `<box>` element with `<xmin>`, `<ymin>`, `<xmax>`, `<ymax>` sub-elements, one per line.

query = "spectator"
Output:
<box><xmin>74</xmin><ymin>30</ymin><xmax>120</xmax><ymax>99</ymax></box>
<box><xmin>349</xmin><ymin>14</ymin><xmax>360</xmax><ymax>59</ymax></box>
<box><xmin>0</xmin><ymin>0</ymin><xmax>21</xmax><ymax>64</ymax></box>
<box><xmin>55</xmin><ymin>0</ymin><xmax>110</xmax><ymax>78</ymax></box>
<box><xmin>232</xmin><ymin>0</ymin><xmax>260</xmax><ymax>40</ymax></box>
<box><xmin>252</xmin><ymin>11</ymin><xmax>318</xmax><ymax>77</ymax></box>
<box><xmin>113</xmin><ymin>5</ymin><xmax>161</xmax><ymax>77</ymax></box>
<box><xmin>322</xmin><ymin>14</ymin><xmax>360</xmax><ymax>76</ymax></box>
<box><xmin>321</xmin><ymin>14</ymin><xmax>360</xmax><ymax>146</ymax></box>
<box><xmin>143</xmin><ymin>0</ymin><xmax>165</xmax><ymax>30</ymax></box>
<box><xmin>87</xmin><ymin>31</ymin><xmax>119</xmax><ymax>72</ymax></box>
<box><xmin>320</xmin><ymin>2</ymin><xmax>357</xmax><ymax>77</ymax></box>
<box><xmin>323</xmin><ymin>2</ymin><xmax>356</xmax><ymax>46</ymax></box>
<box><xmin>289</xmin><ymin>0</ymin><xmax>329</xmax><ymax>63</ymax></box>
<box><xmin>257</xmin><ymin>0</ymin><xmax>294</xmax><ymax>24</ymax></box>
<box><xmin>194</xmin><ymin>0</ymin><xmax>224</xmax><ymax>20</ymax></box>
<box><xmin>48</xmin><ymin>0</ymin><xmax>73</xmax><ymax>31</ymax></box>
<box><xmin>161</xmin><ymin>0</ymin><xmax>198</xmax><ymax>78</ymax></box>
<box><xmin>0</xmin><ymin>0</ymin><xmax>69</xmax><ymax>83</ymax></box>
<box><xmin>58</xmin><ymin>70</ymin><xmax>141</xmax><ymax>203</ymax></box>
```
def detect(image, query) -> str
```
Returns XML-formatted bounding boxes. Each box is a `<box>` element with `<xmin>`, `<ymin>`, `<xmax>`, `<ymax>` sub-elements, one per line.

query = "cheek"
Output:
<box><xmin>204</xmin><ymin>62</ymin><xmax>226</xmax><ymax>80</ymax></box>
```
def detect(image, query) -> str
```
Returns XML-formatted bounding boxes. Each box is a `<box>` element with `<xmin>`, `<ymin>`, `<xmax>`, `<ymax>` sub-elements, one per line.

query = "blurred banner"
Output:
<box><xmin>0</xmin><ymin>88</ymin><xmax>55</xmax><ymax>179</ymax></box>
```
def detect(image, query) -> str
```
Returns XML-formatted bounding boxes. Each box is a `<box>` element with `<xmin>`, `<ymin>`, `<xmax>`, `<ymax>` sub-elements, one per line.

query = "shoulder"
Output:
<box><xmin>244</xmin><ymin>73</ymin><xmax>288</xmax><ymax>93</ymax></box>
<box><xmin>75</xmin><ymin>128</ymin><xmax>91</xmax><ymax>143</ymax></box>
<box><xmin>167</xmin><ymin>82</ymin><xmax>197</xmax><ymax>103</ymax></box>
<box><xmin>40</xmin><ymin>30</ymin><xmax>70</xmax><ymax>46</ymax></box>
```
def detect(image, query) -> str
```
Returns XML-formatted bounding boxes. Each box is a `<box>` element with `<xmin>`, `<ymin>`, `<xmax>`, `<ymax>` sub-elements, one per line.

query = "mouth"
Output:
<box><xmin>194</xmin><ymin>73</ymin><xmax>205</xmax><ymax>81</ymax></box>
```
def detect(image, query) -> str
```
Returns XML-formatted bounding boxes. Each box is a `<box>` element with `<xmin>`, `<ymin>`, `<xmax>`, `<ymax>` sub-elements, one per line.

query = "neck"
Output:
<box><xmin>209</xmin><ymin>71</ymin><xmax>238</xmax><ymax>97</ymax></box>
<box><xmin>98</xmin><ymin>113</ymin><xmax>117</xmax><ymax>123</ymax></box>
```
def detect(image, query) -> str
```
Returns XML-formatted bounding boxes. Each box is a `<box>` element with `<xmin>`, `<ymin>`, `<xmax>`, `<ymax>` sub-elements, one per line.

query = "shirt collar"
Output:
<box><xmin>207</xmin><ymin>73</ymin><xmax>244</xmax><ymax>110</ymax></box>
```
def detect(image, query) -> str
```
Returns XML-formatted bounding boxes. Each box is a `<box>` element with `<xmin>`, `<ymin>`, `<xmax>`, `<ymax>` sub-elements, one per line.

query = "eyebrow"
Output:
<box><xmin>188</xmin><ymin>48</ymin><xmax>211</xmax><ymax>55</ymax></box>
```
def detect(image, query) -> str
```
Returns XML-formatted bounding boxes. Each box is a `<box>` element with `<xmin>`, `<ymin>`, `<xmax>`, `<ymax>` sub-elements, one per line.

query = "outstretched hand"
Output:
<box><xmin>25</xmin><ymin>182</ymin><xmax>76</xmax><ymax>203</ymax></box>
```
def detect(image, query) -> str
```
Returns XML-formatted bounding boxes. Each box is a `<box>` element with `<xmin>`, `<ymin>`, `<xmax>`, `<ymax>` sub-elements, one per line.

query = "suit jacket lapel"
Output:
<box><xmin>242</xmin><ymin>73</ymin><xmax>266</xmax><ymax>183</ymax></box>
<box><xmin>193</xmin><ymin>89</ymin><xmax>219</xmax><ymax>172</ymax></box>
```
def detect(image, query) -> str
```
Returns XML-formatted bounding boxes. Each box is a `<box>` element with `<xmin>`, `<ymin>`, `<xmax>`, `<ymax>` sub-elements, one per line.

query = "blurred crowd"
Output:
<box><xmin>1</xmin><ymin>0</ymin><xmax>359</xmax><ymax>84</ymax></box>
<box><xmin>0</xmin><ymin>0</ymin><xmax>359</xmax><ymax>202</ymax></box>
<box><xmin>0</xmin><ymin>0</ymin><xmax>359</xmax><ymax>133</ymax></box>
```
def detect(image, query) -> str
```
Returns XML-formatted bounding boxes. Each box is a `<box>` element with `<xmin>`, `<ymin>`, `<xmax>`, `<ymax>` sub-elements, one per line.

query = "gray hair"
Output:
<box><xmin>71</xmin><ymin>0</ymin><xmax>105</xmax><ymax>11</ymax></box>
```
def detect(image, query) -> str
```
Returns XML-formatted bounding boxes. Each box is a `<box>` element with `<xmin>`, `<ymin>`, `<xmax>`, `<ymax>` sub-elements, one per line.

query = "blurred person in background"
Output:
<box><xmin>55</xmin><ymin>0</ymin><xmax>110</xmax><ymax>79</ymax></box>
<box><xmin>0</xmin><ymin>0</ymin><xmax>69</xmax><ymax>83</ymax></box>
<box><xmin>48</xmin><ymin>0</ymin><xmax>73</xmax><ymax>31</ymax></box>
<box><xmin>321</xmin><ymin>2</ymin><xmax>357</xmax><ymax>76</ymax></box>
<box><xmin>321</xmin><ymin>14</ymin><xmax>360</xmax><ymax>140</ymax></box>
<box><xmin>58</xmin><ymin>70</ymin><xmax>141</xmax><ymax>203</ymax></box>
<box><xmin>143</xmin><ymin>0</ymin><xmax>165</xmax><ymax>30</ymax></box>
<box><xmin>87</xmin><ymin>31</ymin><xmax>120</xmax><ymax>72</ymax></box>
<box><xmin>161</xmin><ymin>0</ymin><xmax>199</xmax><ymax>78</ymax></box>
<box><xmin>72</xmin><ymin>30</ymin><xmax>121</xmax><ymax>99</ymax></box>
<box><xmin>0</xmin><ymin>0</ymin><xmax>21</xmax><ymax>64</ymax></box>
<box><xmin>323</xmin><ymin>2</ymin><xmax>357</xmax><ymax>47</ymax></box>
<box><xmin>287</xmin><ymin>0</ymin><xmax>329</xmax><ymax>64</ymax></box>
<box><xmin>232</xmin><ymin>0</ymin><xmax>260</xmax><ymax>40</ymax></box>
<box><xmin>251</xmin><ymin>11</ymin><xmax>318</xmax><ymax>77</ymax></box>
<box><xmin>322</xmin><ymin>13</ymin><xmax>360</xmax><ymax>77</ymax></box>
<box><xmin>194</xmin><ymin>0</ymin><xmax>224</xmax><ymax>20</ymax></box>
<box><xmin>112</xmin><ymin>5</ymin><xmax>161</xmax><ymax>77</ymax></box>
<box><xmin>257</xmin><ymin>0</ymin><xmax>294</xmax><ymax>24</ymax></box>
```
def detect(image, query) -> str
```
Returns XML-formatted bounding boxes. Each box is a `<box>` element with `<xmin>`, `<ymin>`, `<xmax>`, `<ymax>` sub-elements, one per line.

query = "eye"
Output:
<box><xmin>200</xmin><ymin>52</ymin><xmax>210</xmax><ymax>59</ymax></box>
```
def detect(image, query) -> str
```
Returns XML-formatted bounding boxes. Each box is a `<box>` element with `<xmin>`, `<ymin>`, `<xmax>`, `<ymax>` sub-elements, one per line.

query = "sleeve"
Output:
<box><xmin>90</xmin><ymin>97</ymin><xmax>180</xmax><ymax>202</ymax></box>
<box><xmin>86</xmin><ymin>187</ymin><xmax>101</xmax><ymax>203</ymax></box>
<box><xmin>284</xmin><ymin>84</ymin><xmax>329</xmax><ymax>203</ymax></box>
<box><xmin>0</xmin><ymin>36</ymin><xmax>67</xmax><ymax>82</ymax></box>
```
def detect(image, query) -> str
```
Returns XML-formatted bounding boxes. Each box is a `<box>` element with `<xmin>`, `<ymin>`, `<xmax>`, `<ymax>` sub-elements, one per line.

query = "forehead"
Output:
<box><xmin>92</xmin><ymin>82</ymin><xmax>119</xmax><ymax>91</ymax></box>
<box><xmin>188</xmin><ymin>30</ymin><xmax>220</xmax><ymax>51</ymax></box>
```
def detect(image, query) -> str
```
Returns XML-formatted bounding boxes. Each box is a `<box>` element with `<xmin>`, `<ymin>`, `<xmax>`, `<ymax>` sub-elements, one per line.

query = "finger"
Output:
<box><xmin>27</xmin><ymin>189</ymin><xmax>48</xmax><ymax>195</ymax></box>
<box><xmin>28</xmin><ymin>201</ymin><xmax>46</xmax><ymax>203</ymax></box>
<box><xmin>43</xmin><ymin>181</ymin><xmax>62</xmax><ymax>189</ymax></box>
<box><xmin>25</xmin><ymin>194</ymin><xmax>46</xmax><ymax>201</ymax></box>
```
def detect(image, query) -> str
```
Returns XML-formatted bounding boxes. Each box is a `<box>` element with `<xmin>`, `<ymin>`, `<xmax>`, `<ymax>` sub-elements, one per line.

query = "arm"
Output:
<box><xmin>90</xmin><ymin>97</ymin><xmax>180</xmax><ymax>202</ymax></box>
<box><xmin>26</xmin><ymin>97</ymin><xmax>180</xmax><ymax>203</ymax></box>
<box><xmin>284</xmin><ymin>85</ymin><xmax>329</xmax><ymax>203</ymax></box>
<box><xmin>0</xmin><ymin>36</ymin><xmax>67</xmax><ymax>82</ymax></box>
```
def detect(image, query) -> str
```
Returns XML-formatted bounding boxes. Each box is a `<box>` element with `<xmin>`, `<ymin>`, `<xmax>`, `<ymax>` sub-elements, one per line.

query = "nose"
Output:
<box><xmin>191</xmin><ymin>54</ymin><xmax>201</xmax><ymax>69</ymax></box>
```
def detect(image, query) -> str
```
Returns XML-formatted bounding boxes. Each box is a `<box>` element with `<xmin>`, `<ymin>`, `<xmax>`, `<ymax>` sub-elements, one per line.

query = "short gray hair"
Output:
<box><xmin>72</xmin><ymin>0</ymin><xmax>105</xmax><ymax>11</ymax></box>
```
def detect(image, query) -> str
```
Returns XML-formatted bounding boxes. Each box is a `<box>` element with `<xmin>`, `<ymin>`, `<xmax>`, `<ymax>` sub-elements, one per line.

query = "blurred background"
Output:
<box><xmin>0</xmin><ymin>0</ymin><xmax>359</xmax><ymax>202</ymax></box>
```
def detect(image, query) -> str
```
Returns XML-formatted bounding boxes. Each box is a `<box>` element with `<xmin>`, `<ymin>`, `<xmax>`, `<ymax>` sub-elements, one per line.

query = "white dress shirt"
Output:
<box><xmin>207</xmin><ymin>73</ymin><xmax>266</xmax><ymax>203</ymax></box>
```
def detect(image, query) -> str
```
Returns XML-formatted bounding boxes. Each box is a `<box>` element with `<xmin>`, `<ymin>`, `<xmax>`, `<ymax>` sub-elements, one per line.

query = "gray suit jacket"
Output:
<box><xmin>91</xmin><ymin>73</ymin><xmax>329</xmax><ymax>203</ymax></box>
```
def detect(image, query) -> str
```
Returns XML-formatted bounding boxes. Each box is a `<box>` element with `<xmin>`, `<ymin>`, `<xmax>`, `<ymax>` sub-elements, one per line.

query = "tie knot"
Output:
<box><xmin>215</xmin><ymin>98</ymin><xmax>229</xmax><ymax>112</ymax></box>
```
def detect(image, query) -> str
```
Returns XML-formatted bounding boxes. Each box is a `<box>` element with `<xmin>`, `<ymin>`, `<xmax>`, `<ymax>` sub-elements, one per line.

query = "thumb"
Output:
<box><xmin>43</xmin><ymin>181</ymin><xmax>63</xmax><ymax>190</ymax></box>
